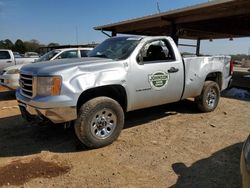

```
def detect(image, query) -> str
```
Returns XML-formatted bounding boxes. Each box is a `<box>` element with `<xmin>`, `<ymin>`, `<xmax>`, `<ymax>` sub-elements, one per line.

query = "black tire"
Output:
<box><xmin>74</xmin><ymin>97</ymin><xmax>124</xmax><ymax>149</ymax></box>
<box><xmin>195</xmin><ymin>81</ymin><xmax>220</xmax><ymax>112</ymax></box>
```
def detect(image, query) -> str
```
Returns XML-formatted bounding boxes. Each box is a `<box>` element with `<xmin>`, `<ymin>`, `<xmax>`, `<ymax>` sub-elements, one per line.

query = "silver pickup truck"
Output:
<box><xmin>0</xmin><ymin>49</ymin><xmax>38</xmax><ymax>72</ymax></box>
<box><xmin>16</xmin><ymin>36</ymin><xmax>233</xmax><ymax>148</ymax></box>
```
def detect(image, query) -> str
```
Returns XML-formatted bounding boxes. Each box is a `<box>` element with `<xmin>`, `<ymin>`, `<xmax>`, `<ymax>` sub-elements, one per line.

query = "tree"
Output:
<box><xmin>0</xmin><ymin>40</ymin><xmax>5</xmax><ymax>49</ymax></box>
<box><xmin>13</xmin><ymin>39</ymin><xmax>26</xmax><ymax>53</ymax></box>
<box><xmin>24</xmin><ymin>39</ymin><xmax>41</xmax><ymax>52</ymax></box>
<box><xmin>4</xmin><ymin>39</ymin><xmax>14</xmax><ymax>49</ymax></box>
<box><xmin>230</xmin><ymin>54</ymin><xmax>250</xmax><ymax>61</ymax></box>
<box><xmin>0</xmin><ymin>39</ymin><xmax>14</xmax><ymax>49</ymax></box>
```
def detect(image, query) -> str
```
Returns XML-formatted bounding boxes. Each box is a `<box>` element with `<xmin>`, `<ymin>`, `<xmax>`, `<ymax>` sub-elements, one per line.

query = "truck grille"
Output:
<box><xmin>20</xmin><ymin>73</ymin><xmax>33</xmax><ymax>98</ymax></box>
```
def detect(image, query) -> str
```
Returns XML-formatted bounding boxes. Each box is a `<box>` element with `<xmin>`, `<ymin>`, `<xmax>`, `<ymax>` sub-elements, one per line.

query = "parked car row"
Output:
<box><xmin>0</xmin><ymin>47</ymin><xmax>93</xmax><ymax>90</ymax></box>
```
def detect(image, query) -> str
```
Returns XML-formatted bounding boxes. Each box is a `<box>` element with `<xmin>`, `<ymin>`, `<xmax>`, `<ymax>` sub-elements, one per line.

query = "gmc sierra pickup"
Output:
<box><xmin>16</xmin><ymin>36</ymin><xmax>233</xmax><ymax>148</ymax></box>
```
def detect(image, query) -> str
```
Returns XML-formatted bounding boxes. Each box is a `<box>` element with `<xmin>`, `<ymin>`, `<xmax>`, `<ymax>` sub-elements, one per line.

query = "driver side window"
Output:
<box><xmin>139</xmin><ymin>39</ymin><xmax>175</xmax><ymax>63</ymax></box>
<box><xmin>0</xmin><ymin>51</ymin><xmax>11</xmax><ymax>60</ymax></box>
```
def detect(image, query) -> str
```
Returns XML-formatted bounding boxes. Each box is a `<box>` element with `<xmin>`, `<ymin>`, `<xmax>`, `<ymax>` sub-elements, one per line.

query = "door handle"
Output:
<box><xmin>168</xmin><ymin>67</ymin><xmax>179</xmax><ymax>73</ymax></box>
<box><xmin>6</xmin><ymin>61</ymin><xmax>12</xmax><ymax>63</ymax></box>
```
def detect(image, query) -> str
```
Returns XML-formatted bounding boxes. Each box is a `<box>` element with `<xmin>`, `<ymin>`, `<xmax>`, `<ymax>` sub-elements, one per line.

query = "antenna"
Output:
<box><xmin>157</xmin><ymin>1</ymin><xmax>161</xmax><ymax>13</ymax></box>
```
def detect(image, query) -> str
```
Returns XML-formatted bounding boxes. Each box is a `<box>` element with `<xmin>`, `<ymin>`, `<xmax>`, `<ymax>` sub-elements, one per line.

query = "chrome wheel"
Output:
<box><xmin>196</xmin><ymin>81</ymin><xmax>220</xmax><ymax>112</ymax></box>
<box><xmin>206</xmin><ymin>88</ymin><xmax>217</xmax><ymax>108</ymax></box>
<box><xmin>90</xmin><ymin>109</ymin><xmax>117</xmax><ymax>139</ymax></box>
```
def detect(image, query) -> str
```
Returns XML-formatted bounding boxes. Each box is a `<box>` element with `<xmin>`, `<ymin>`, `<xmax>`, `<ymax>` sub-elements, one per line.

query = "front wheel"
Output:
<box><xmin>74</xmin><ymin>97</ymin><xmax>124</xmax><ymax>149</ymax></box>
<box><xmin>195</xmin><ymin>81</ymin><xmax>220</xmax><ymax>112</ymax></box>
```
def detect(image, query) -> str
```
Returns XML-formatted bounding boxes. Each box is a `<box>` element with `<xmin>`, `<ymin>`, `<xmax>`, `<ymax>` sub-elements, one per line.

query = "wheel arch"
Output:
<box><xmin>205</xmin><ymin>72</ymin><xmax>223</xmax><ymax>90</ymax></box>
<box><xmin>77</xmin><ymin>85</ymin><xmax>127</xmax><ymax>112</ymax></box>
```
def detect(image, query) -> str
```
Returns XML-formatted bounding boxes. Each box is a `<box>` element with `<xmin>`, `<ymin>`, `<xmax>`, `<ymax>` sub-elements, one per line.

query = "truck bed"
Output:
<box><xmin>182</xmin><ymin>56</ymin><xmax>231</xmax><ymax>99</ymax></box>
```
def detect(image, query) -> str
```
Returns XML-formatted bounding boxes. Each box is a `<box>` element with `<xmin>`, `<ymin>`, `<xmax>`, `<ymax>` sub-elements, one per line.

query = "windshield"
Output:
<box><xmin>88</xmin><ymin>37</ymin><xmax>141</xmax><ymax>60</ymax></box>
<box><xmin>37</xmin><ymin>50</ymin><xmax>60</xmax><ymax>62</ymax></box>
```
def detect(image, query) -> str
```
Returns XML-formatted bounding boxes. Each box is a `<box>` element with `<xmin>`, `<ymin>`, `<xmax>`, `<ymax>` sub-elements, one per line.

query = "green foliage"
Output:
<box><xmin>0</xmin><ymin>39</ymin><xmax>14</xmax><ymax>49</ymax></box>
<box><xmin>0</xmin><ymin>38</ymin><xmax>59</xmax><ymax>54</ymax></box>
<box><xmin>24</xmin><ymin>39</ymin><xmax>41</xmax><ymax>52</ymax></box>
<box><xmin>13</xmin><ymin>39</ymin><xmax>26</xmax><ymax>54</ymax></box>
<box><xmin>230</xmin><ymin>54</ymin><xmax>250</xmax><ymax>61</ymax></box>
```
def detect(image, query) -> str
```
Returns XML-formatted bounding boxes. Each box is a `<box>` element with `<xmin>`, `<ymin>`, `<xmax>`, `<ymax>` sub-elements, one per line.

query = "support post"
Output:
<box><xmin>112</xmin><ymin>31</ymin><xmax>117</xmax><ymax>37</ymax></box>
<box><xmin>196</xmin><ymin>39</ymin><xmax>201</xmax><ymax>56</ymax></box>
<box><xmin>170</xmin><ymin>23</ymin><xmax>179</xmax><ymax>45</ymax></box>
<box><xmin>101</xmin><ymin>29</ymin><xmax>111</xmax><ymax>38</ymax></box>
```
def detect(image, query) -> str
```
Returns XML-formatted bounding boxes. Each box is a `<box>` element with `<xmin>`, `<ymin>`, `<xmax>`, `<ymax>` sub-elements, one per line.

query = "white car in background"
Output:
<box><xmin>37</xmin><ymin>47</ymin><xmax>93</xmax><ymax>62</ymax></box>
<box><xmin>0</xmin><ymin>47</ymin><xmax>93</xmax><ymax>90</ymax></box>
<box><xmin>24</xmin><ymin>52</ymin><xmax>40</xmax><ymax>58</ymax></box>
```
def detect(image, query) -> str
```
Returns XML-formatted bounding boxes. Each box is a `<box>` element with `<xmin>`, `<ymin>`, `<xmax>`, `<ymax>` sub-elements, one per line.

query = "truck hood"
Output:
<box><xmin>20</xmin><ymin>57</ymin><xmax>120</xmax><ymax>75</ymax></box>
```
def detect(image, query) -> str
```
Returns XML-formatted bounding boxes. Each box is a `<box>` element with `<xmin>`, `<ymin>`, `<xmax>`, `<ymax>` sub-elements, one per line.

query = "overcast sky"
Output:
<box><xmin>0</xmin><ymin>0</ymin><xmax>249</xmax><ymax>55</ymax></box>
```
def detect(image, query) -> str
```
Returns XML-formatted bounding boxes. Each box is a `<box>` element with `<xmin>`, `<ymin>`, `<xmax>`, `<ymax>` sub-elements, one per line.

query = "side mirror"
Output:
<box><xmin>136</xmin><ymin>52</ymin><xmax>144</xmax><ymax>65</ymax></box>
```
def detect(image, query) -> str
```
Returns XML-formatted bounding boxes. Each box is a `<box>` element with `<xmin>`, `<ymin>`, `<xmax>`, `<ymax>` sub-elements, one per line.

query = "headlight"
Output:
<box><xmin>6</xmin><ymin>69</ymin><xmax>20</xmax><ymax>74</ymax></box>
<box><xmin>243</xmin><ymin>135</ymin><xmax>250</xmax><ymax>171</ymax></box>
<box><xmin>36</xmin><ymin>76</ymin><xmax>62</xmax><ymax>96</ymax></box>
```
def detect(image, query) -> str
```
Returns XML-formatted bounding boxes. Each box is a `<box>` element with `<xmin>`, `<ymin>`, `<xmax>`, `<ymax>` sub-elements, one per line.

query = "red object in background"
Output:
<box><xmin>230</xmin><ymin>60</ymin><xmax>234</xmax><ymax>75</ymax></box>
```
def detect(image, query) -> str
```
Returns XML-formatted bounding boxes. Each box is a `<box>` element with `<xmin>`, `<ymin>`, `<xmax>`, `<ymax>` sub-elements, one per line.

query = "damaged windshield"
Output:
<box><xmin>88</xmin><ymin>37</ymin><xmax>141</xmax><ymax>60</ymax></box>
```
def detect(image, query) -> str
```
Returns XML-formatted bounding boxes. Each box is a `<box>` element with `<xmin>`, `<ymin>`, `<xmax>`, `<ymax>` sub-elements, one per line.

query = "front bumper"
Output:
<box><xmin>16</xmin><ymin>89</ymin><xmax>77</xmax><ymax>124</ymax></box>
<box><xmin>18</xmin><ymin>101</ymin><xmax>76</xmax><ymax>124</ymax></box>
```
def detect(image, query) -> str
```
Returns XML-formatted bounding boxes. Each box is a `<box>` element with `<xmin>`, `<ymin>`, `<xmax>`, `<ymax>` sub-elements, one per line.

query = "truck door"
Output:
<box><xmin>0</xmin><ymin>51</ymin><xmax>15</xmax><ymax>71</ymax></box>
<box><xmin>127</xmin><ymin>39</ymin><xmax>184</xmax><ymax>111</ymax></box>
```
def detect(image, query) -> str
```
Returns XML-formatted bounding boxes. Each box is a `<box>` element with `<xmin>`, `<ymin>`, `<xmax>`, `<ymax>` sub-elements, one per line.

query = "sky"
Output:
<box><xmin>0</xmin><ymin>0</ymin><xmax>250</xmax><ymax>55</ymax></box>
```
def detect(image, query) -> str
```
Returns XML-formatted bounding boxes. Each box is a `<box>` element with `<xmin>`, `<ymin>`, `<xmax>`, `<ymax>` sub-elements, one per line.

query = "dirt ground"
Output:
<box><xmin>0</xmin><ymin>70</ymin><xmax>250</xmax><ymax>188</ymax></box>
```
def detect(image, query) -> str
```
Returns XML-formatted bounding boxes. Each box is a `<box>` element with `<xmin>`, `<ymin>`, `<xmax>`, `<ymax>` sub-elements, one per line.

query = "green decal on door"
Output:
<box><xmin>148</xmin><ymin>71</ymin><xmax>170</xmax><ymax>90</ymax></box>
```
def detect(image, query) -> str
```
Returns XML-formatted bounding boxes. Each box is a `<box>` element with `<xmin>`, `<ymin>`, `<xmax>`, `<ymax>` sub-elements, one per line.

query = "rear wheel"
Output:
<box><xmin>74</xmin><ymin>97</ymin><xmax>124</xmax><ymax>149</ymax></box>
<box><xmin>195</xmin><ymin>81</ymin><xmax>220</xmax><ymax>112</ymax></box>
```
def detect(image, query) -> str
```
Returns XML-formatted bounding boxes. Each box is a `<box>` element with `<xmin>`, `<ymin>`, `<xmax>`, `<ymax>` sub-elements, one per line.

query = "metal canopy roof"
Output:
<box><xmin>94</xmin><ymin>0</ymin><xmax>250</xmax><ymax>40</ymax></box>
